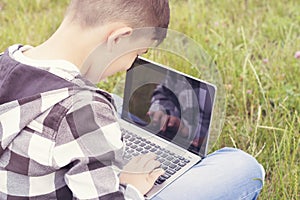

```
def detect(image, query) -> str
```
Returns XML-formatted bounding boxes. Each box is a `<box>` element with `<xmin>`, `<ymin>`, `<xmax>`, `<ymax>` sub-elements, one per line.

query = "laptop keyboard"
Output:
<box><xmin>121</xmin><ymin>128</ymin><xmax>190</xmax><ymax>185</ymax></box>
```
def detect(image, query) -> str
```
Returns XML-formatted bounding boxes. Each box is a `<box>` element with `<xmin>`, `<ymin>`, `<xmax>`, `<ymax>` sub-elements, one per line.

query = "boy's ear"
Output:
<box><xmin>107</xmin><ymin>27</ymin><xmax>133</xmax><ymax>52</ymax></box>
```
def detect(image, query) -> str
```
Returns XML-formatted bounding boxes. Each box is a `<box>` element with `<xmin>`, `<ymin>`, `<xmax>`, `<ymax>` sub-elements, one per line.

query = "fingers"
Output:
<box><xmin>148</xmin><ymin>111</ymin><xmax>189</xmax><ymax>137</ymax></box>
<box><xmin>168</xmin><ymin>116</ymin><xmax>180</xmax><ymax>129</ymax></box>
<box><xmin>149</xmin><ymin>110</ymin><xmax>184</xmax><ymax>130</ymax></box>
<box><xmin>148</xmin><ymin>111</ymin><xmax>170</xmax><ymax>132</ymax></box>
<box><xmin>128</xmin><ymin>153</ymin><xmax>143</xmax><ymax>164</ymax></box>
<box><xmin>150</xmin><ymin>111</ymin><xmax>164</xmax><ymax>127</ymax></box>
<box><xmin>138</xmin><ymin>153</ymin><xmax>157</xmax><ymax>168</ymax></box>
<box><xmin>139</xmin><ymin>153</ymin><xmax>161</xmax><ymax>173</ymax></box>
<box><xmin>179</xmin><ymin>124</ymin><xmax>189</xmax><ymax>137</ymax></box>
<box><xmin>149</xmin><ymin>168</ymin><xmax>165</xmax><ymax>183</ymax></box>
<box><xmin>160</xmin><ymin>114</ymin><xmax>169</xmax><ymax>132</ymax></box>
<box><xmin>144</xmin><ymin>160</ymin><xmax>161</xmax><ymax>173</ymax></box>
<box><xmin>126</xmin><ymin>153</ymin><xmax>161</xmax><ymax>173</ymax></box>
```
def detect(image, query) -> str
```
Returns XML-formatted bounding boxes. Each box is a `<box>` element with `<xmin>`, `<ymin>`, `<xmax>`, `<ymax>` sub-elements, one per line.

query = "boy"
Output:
<box><xmin>0</xmin><ymin>0</ymin><xmax>264</xmax><ymax>199</ymax></box>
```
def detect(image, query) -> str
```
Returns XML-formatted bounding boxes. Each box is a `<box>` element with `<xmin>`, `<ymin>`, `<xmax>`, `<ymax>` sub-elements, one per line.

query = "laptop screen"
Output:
<box><xmin>121</xmin><ymin>57</ymin><xmax>216</xmax><ymax>156</ymax></box>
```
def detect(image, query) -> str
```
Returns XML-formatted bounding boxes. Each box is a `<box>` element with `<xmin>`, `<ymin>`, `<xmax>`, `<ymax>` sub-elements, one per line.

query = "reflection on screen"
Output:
<box><xmin>122</xmin><ymin>58</ymin><xmax>215</xmax><ymax>156</ymax></box>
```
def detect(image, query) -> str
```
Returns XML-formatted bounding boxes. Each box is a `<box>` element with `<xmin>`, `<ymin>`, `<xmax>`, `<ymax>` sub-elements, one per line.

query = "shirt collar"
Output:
<box><xmin>9</xmin><ymin>44</ymin><xmax>80</xmax><ymax>81</ymax></box>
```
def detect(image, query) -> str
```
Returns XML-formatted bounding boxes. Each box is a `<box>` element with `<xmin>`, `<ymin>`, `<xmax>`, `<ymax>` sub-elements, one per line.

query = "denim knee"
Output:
<box><xmin>214</xmin><ymin>147</ymin><xmax>265</xmax><ymax>200</ymax></box>
<box><xmin>216</xmin><ymin>147</ymin><xmax>265</xmax><ymax>178</ymax></box>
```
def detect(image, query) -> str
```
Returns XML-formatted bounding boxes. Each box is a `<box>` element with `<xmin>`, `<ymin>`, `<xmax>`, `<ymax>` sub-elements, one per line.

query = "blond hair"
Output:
<box><xmin>66</xmin><ymin>0</ymin><xmax>170</xmax><ymax>29</ymax></box>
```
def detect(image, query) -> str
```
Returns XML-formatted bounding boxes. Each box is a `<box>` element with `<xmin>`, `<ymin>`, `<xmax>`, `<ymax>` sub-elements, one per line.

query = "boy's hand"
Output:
<box><xmin>119</xmin><ymin>153</ymin><xmax>165</xmax><ymax>195</ymax></box>
<box><xmin>148</xmin><ymin>111</ymin><xmax>189</xmax><ymax>137</ymax></box>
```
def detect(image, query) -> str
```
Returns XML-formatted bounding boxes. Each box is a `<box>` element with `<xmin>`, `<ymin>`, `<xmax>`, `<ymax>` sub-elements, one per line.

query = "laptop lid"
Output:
<box><xmin>121</xmin><ymin>57</ymin><xmax>216</xmax><ymax>157</ymax></box>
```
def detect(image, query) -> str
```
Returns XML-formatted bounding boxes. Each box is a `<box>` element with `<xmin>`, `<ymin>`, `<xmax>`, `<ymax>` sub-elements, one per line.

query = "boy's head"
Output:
<box><xmin>67</xmin><ymin>0</ymin><xmax>170</xmax><ymax>28</ymax></box>
<box><xmin>66</xmin><ymin>0</ymin><xmax>170</xmax><ymax>42</ymax></box>
<box><xmin>65</xmin><ymin>0</ymin><xmax>170</xmax><ymax>82</ymax></box>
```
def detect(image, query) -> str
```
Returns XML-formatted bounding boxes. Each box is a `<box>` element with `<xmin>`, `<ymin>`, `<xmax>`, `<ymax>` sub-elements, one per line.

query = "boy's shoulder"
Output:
<box><xmin>0</xmin><ymin>44</ymin><xmax>116</xmax><ymax>120</ymax></box>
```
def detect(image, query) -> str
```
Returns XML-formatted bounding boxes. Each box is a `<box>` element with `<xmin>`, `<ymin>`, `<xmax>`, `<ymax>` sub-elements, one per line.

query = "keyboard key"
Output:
<box><xmin>161</xmin><ymin>153</ymin><xmax>168</xmax><ymax>158</ymax></box>
<box><xmin>149</xmin><ymin>142</ymin><xmax>155</xmax><ymax>146</ymax></box>
<box><xmin>124</xmin><ymin>154</ymin><xmax>132</xmax><ymax>160</ymax></box>
<box><xmin>156</xmin><ymin>150</ymin><xmax>163</xmax><ymax>155</ymax></box>
<box><xmin>140</xmin><ymin>143</ymin><xmax>146</xmax><ymax>146</ymax></box>
<box><xmin>166</xmin><ymin>169</ymin><xmax>176</xmax><ymax>175</ymax></box>
<box><xmin>161</xmin><ymin>164</ymin><xmax>168</xmax><ymax>170</ymax></box>
<box><xmin>136</xmin><ymin>147</ymin><xmax>143</xmax><ymax>152</ymax></box>
<box><xmin>178</xmin><ymin>162</ymin><xmax>187</xmax><ymax>167</ymax></box>
<box><xmin>163</xmin><ymin>160</ymin><xmax>171</xmax><ymax>166</ymax></box>
<box><xmin>141</xmin><ymin>150</ymin><xmax>149</xmax><ymax>154</ymax></box>
<box><xmin>124</xmin><ymin>134</ymin><xmax>130</xmax><ymax>139</ymax></box>
<box><xmin>155</xmin><ymin>178</ymin><xmax>165</xmax><ymax>185</ymax></box>
<box><xmin>134</xmin><ymin>140</ymin><xmax>141</xmax><ymax>144</ymax></box>
<box><xmin>166</xmin><ymin>156</ymin><xmax>174</xmax><ymax>161</ymax></box>
<box><xmin>127</xmin><ymin>149</ymin><xmax>134</xmax><ymax>154</ymax></box>
<box><xmin>126</xmin><ymin>142</ymin><xmax>132</xmax><ymax>146</ymax></box>
<box><xmin>133</xmin><ymin>152</ymin><xmax>140</xmax><ymax>156</ymax></box>
<box><xmin>158</xmin><ymin>176</ymin><xmax>166</xmax><ymax>183</ymax></box>
<box><xmin>162</xmin><ymin>173</ymin><xmax>171</xmax><ymax>179</ymax></box>
<box><xmin>172</xmin><ymin>159</ymin><xmax>180</xmax><ymax>164</ymax></box>
<box><xmin>174</xmin><ymin>166</ymin><xmax>182</xmax><ymax>171</ymax></box>
<box><xmin>168</xmin><ymin>163</ymin><xmax>177</xmax><ymax>169</ymax></box>
<box><xmin>156</xmin><ymin>146</ymin><xmax>163</xmax><ymax>151</ymax></box>
<box><xmin>178</xmin><ymin>156</ymin><xmax>185</xmax><ymax>160</ymax></box>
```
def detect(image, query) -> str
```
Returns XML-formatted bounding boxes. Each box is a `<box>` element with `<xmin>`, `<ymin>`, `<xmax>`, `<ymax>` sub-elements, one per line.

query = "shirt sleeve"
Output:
<box><xmin>53</xmin><ymin>99</ymin><xmax>144</xmax><ymax>200</ymax></box>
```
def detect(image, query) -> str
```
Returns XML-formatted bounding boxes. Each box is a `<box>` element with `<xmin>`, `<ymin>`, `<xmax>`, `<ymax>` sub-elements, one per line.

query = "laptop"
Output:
<box><xmin>118</xmin><ymin>56</ymin><xmax>217</xmax><ymax>199</ymax></box>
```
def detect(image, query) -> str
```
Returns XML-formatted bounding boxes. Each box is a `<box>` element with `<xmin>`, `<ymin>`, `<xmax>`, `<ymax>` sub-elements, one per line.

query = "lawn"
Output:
<box><xmin>0</xmin><ymin>0</ymin><xmax>299</xmax><ymax>199</ymax></box>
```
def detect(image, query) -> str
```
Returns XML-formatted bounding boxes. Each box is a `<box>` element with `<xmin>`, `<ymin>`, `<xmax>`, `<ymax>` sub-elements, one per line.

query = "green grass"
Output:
<box><xmin>0</xmin><ymin>0</ymin><xmax>299</xmax><ymax>199</ymax></box>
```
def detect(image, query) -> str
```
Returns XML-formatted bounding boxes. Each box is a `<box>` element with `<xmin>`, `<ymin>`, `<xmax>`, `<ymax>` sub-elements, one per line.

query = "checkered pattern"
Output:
<box><xmin>0</xmin><ymin>45</ymin><xmax>143</xmax><ymax>199</ymax></box>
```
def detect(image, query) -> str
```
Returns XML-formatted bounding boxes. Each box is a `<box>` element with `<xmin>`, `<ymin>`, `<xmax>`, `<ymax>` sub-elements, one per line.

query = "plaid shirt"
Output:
<box><xmin>0</xmin><ymin>45</ymin><xmax>143</xmax><ymax>199</ymax></box>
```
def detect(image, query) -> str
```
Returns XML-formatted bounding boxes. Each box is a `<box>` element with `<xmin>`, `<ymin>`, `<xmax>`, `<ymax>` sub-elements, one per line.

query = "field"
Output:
<box><xmin>0</xmin><ymin>0</ymin><xmax>299</xmax><ymax>199</ymax></box>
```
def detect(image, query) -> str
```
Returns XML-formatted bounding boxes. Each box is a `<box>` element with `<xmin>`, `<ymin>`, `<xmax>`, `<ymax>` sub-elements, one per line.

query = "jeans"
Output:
<box><xmin>153</xmin><ymin>147</ymin><xmax>265</xmax><ymax>200</ymax></box>
<box><xmin>112</xmin><ymin>94</ymin><xmax>265</xmax><ymax>200</ymax></box>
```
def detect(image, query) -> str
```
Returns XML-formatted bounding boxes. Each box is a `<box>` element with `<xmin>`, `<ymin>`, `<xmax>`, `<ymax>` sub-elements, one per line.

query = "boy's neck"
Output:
<box><xmin>23</xmin><ymin>19</ymin><xmax>121</xmax><ymax>70</ymax></box>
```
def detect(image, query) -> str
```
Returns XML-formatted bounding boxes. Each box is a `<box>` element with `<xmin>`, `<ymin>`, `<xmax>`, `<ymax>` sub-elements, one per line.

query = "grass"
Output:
<box><xmin>0</xmin><ymin>0</ymin><xmax>299</xmax><ymax>199</ymax></box>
